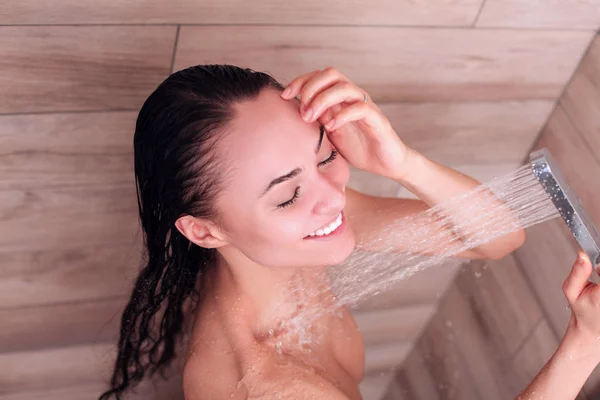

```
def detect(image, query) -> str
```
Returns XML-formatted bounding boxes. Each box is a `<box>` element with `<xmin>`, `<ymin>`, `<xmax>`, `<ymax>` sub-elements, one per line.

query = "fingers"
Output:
<box><xmin>563</xmin><ymin>251</ymin><xmax>593</xmax><ymax>304</ymax></box>
<box><xmin>281</xmin><ymin>70</ymin><xmax>321</xmax><ymax>100</ymax></box>
<box><xmin>324</xmin><ymin>101</ymin><xmax>387</xmax><ymax>132</ymax></box>
<box><xmin>303</xmin><ymin>81</ymin><xmax>365</xmax><ymax>123</ymax></box>
<box><xmin>281</xmin><ymin>67</ymin><xmax>349</xmax><ymax>114</ymax></box>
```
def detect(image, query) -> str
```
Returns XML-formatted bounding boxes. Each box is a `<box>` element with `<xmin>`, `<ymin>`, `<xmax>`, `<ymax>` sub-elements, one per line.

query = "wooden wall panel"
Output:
<box><xmin>0</xmin><ymin>112</ymin><xmax>136</xmax><ymax>190</ymax></box>
<box><xmin>477</xmin><ymin>0</ymin><xmax>600</xmax><ymax>29</ymax></box>
<box><xmin>353</xmin><ymin>305</ymin><xmax>435</xmax><ymax>346</ymax></box>
<box><xmin>0</xmin><ymin>244</ymin><xmax>142</xmax><ymax>308</ymax></box>
<box><xmin>392</xmin><ymin>257</ymin><xmax>546</xmax><ymax>399</ymax></box>
<box><xmin>0</xmin><ymin>297</ymin><xmax>125</xmax><ymax>353</ymax></box>
<box><xmin>0</xmin><ymin>190</ymin><xmax>139</xmax><ymax>253</ymax></box>
<box><xmin>503</xmin><ymin>320</ymin><xmax>560</xmax><ymax>397</ymax></box>
<box><xmin>366</xmin><ymin>342</ymin><xmax>413</xmax><ymax>374</ymax></box>
<box><xmin>174</xmin><ymin>27</ymin><xmax>593</xmax><ymax>102</ymax></box>
<box><xmin>513</xmin><ymin>211</ymin><xmax>578</xmax><ymax>339</ymax></box>
<box><xmin>361</xmin><ymin>373</ymin><xmax>395</xmax><ymax>400</ymax></box>
<box><xmin>402</xmin><ymin>35</ymin><xmax>600</xmax><ymax>399</ymax></box>
<box><xmin>385</xmin><ymin>101</ymin><xmax>554</xmax><ymax>165</ymax></box>
<box><xmin>411</xmin><ymin>293</ymin><xmax>484</xmax><ymax>400</ymax></box>
<box><xmin>453</xmin><ymin>256</ymin><xmax>542</xmax><ymax>356</ymax></box>
<box><xmin>0</xmin><ymin>0</ymin><xmax>483</xmax><ymax>26</ymax></box>
<box><xmin>351</xmin><ymin>260</ymin><xmax>462</xmax><ymax>310</ymax></box>
<box><xmin>532</xmin><ymin>107</ymin><xmax>600</xmax><ymax>231</ymax></box>
<box><xmin>561</xmin><ymin>35</ymin><xmax>600</xmax><ymax>154</ymax></box>
<box><xmin>389</xmin><ymin>346</ymin><xmax>441</xmax><ymax>400</ymax></box>
<box><xmin>0</xmin><ymin>343</ymin><xmax>184</xmax><ymax>399</ymax></box>
<box><xmin>0</xmin><ymin>26</ymin><xmax>175</xmax><ymax>114</ymax></box>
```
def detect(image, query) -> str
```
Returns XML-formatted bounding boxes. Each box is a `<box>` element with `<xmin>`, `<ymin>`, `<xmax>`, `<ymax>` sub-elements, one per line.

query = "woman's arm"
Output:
<box><xmin>392</xmin><ymin>148</ymin><xmax>526</xmax><ymax>260</ymax></box>
<box><xmin>517</xmin><ymin>251</ymin><xmax>600</xmax><ymax>399</ymax></box>
<box><xmin>344</xmin><ymin>148</ymin><xmax>525</xmax><ymax>260</ymax></box>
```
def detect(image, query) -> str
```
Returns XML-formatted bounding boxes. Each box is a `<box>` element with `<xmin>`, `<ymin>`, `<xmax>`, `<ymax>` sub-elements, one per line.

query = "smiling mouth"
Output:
<box><xmin>305</xmin><ymin>212</ymin><xmax>343</xmax><ymax>238</ymax></box>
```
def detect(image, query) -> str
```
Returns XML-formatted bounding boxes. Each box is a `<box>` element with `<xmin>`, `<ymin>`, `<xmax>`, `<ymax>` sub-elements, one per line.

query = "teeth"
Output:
<box><xmin>308</xmin><ymin>213</ymin><xmax>343</xmax><ymax>237</ymax></box>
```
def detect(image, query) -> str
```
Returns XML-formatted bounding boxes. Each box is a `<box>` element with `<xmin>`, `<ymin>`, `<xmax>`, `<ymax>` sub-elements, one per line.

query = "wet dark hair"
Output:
<box><xmin>99</xmin><ymin>65</ymin><xmax>284</xmax><ymax>399</ymax></box>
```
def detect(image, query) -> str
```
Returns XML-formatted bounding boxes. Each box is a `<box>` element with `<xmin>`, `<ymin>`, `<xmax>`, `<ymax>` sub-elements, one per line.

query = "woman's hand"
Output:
<box><xmin>515</xmin><ymin>251</ymin><xmax>600</xmax><ymax>400</ymax></box>
<box><xmin>281</xmin><ymin>67</ymin><xmax>413</xmax><ymax>181</ymax></box>
<box><xmin>563</xmin><ymin>250</ymin><xmax>600</xmax><ymax>351</ymax></box>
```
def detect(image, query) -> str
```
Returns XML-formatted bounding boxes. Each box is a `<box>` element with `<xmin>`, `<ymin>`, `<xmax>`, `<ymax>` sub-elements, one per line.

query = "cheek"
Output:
<box><xmin>261</xmin><ymin>214</ymin><xmax>306</xmax><ymax>242</ymax></box>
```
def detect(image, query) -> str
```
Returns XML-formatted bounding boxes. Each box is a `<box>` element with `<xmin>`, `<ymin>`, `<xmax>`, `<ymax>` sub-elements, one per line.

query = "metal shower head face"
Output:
<box><xmin>530</xmin><ymin>148</ymin><xmax>600</xmax><ymax>267</ymax></box>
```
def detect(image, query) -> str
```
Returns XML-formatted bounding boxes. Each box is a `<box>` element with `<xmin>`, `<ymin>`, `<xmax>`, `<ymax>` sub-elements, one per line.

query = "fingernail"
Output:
<box><xmin>578</xmin><ymin>252</ymin><xmax>587</xmax><ymax>265</ymax></box>
<box><xmin>303</xmin><ymin>108</ymin><xmax>313</xmax><ymax>122</ymax></box>
<box><xmin>281</xmin><ymin>87</ymin><xmax>291</xmax><ymax>98</ymax></box>
<box><xmin>325</xmin><ymin>119</ymin><xmax>336</xmax><ymax>130</ymax></box>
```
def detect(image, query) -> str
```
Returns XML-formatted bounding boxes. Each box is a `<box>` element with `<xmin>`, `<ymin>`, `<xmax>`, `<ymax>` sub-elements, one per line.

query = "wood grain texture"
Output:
<box><xmin>435</xmin><ymin>277</ymin><xmax>515</xmax><ymax>400</ymax></box>
<box><xmin>0</xmin><ymin>26</ymin><xmax>175</xmax><ymax>114</ymax></box>
<box><xmin>365</xmin><ymin>342</ymin><xmax>413</xmax><ymax>374</ymax></box>
<box><xmin>174</xmin><ymin>27</ymin><xmax>593</xmax><ymax>102</ymax></box>
<box><xmin>513</xmin><ymin>220</ymin><xmax>577</xmax><ymax>338</ymax></box>
<box><xmin>0</xmin><ymin>112</ymin><xmax>136</xmax><ymax>190</ymax></box>
<box><xmin>0</xmin><ymin>381</ymin><xmax>183</xmax><ymax>400</ymax></box>
<box><xmin>0</xmin><ymin>243</ymin><xmax>142</xmax><ymax>308</ymax></box>
<box><xmin>392</xmin><ymin>347</ymin><xmax>442</xmax><ymax>400</ymax></box>
<box><xmin>0</xmin><ymin>185</ymin><xmax>139</xmax><ymax>253</ymax></box>
<box><xmin>534</xmin><ymin>106</ymin><xmax>600</xmax><ymax>228</ymax></box>
<box><xmin>360</xmin><ymin>372</ymin><xmax>394</xmax><ymax>400</ymax></box>
<box><xmin>477</xmin><ymin>0</ymin><xmax>600</xmax><ymax>29</ymax></box>
<box><xmin>503</xmin><ymin>320</ymin><xmax>559</xmax><ymax>398</ymax></box>
<box><xmin>385</xmin><ymin>101</ymin><xmax>554</xmax><ymax>165</ymax></box>
<box><xmin>351</xmin><ymin>259</ymin><xmax>463</xmax><ymax>310</ymax></box>
<box><xmin>505</xmin><ymin>320</ymin><xmax>590</xmax><ymax>399</ymax></box>
<box><xmin>512</xmin><ymin>32</ymin><xmax>600</xmax><ymax>340</ymax></box>
<box><xmin>561</xmin><ymin>35</ymin><xmax>600</xmax><ymax>155</ymax></box>
<box><xmin>0</xmin><ymin>343</ymin><xmax>183</xmax><ymax>399</ymax></box>
<box><xmin>353</xmin><ymin>304</ymin><xmax>436</xmax><ymax>346</ymax></box>
<box><xmin>453</xmin><ymin>255</ymin><xmax>543</xmax><ymax>356</ymax></box>
<box><xmin>395</xmin><ymin>257</ymin><xmax>546</xmax><ymax>400</ymax></box>
<box><xmin>0</xmin><ymin>297</ymin><xmax>125</xmax><ymax>353</ymax></box>
<box><xmin>412</xmin><ymin>288</ymin><xmax>484</xmax><ymax>400</ymax></box>
<box><xmin>0</xmin><ymin>0</ymin><xmax>483</xmax><ymax>26</ymax></box>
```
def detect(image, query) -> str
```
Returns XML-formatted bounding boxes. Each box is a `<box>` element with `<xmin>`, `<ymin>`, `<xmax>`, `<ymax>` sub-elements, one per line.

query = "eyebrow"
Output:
<box><xmin>258</xmin><ymin>125</ymin><xmax>325</xmax><ymax>199</ymax></box>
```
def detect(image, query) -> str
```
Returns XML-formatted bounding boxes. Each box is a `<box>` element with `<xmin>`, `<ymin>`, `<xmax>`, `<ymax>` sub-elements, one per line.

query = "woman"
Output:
<box><xmin>97</xmin><ymin>64</ymin><xmax>557</xmax><ymax>400</ymax></box>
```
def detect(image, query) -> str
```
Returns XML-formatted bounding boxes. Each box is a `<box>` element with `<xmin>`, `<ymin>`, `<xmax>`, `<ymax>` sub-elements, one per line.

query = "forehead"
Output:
<box><xmin>222</xmin><ymin>89</ymin><xmax>321</xmax><ymax>183</ymax></box>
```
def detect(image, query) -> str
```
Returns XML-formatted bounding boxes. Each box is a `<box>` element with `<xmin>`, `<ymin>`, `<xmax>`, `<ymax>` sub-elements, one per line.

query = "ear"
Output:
<box><xmin>174</xmin><ymin>215</ymin><xmax>228</xmax><ymax>249</ymax></box>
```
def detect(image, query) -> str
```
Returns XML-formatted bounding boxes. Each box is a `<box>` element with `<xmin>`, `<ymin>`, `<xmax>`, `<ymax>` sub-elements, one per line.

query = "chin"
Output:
<box><xmin>322</xmin><ymin>231</ymin><xmax>356</xmax><ymax>267</ymax></box>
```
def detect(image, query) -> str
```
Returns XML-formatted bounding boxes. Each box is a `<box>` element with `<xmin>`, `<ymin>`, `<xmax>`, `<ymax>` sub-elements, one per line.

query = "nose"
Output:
<box><xmin>312</xmin><ymin>179</ymin><xmax>345</xmax><ymax>216</ymax></box>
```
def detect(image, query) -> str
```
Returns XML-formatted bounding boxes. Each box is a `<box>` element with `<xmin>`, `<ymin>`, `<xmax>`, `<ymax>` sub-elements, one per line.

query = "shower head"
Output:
<box><xmin>530</xmin><ymin>148</ymin><xmax>600</xmax><ymax>268</ymax></box>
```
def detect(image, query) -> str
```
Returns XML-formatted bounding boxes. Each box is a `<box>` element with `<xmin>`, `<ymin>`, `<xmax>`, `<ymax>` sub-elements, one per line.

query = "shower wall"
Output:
<box><xmin>0</xmin><ymin>2</ymin><xmax>598</xmax><ymax>399</ymax></box>
<box><xmin>389</xmin><ymin>33</ymin><xmax>600</xmax><ymax>400</ymax></box>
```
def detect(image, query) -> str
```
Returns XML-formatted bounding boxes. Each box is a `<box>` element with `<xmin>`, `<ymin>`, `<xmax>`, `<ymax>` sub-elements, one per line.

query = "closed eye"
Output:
<box><xmin>276</xmin><ymin>150</ymin><xmax>338</xmax><ymax>209</ymax></box>
<box><xmin>277</xmin><ymin>187</ymin><xmax>300</xmax><ymax>209</ymax></box>
<box><xmin>319</xmin><ymin>149</ymin><xmax>338</xmax><ymax>166</ymax></box>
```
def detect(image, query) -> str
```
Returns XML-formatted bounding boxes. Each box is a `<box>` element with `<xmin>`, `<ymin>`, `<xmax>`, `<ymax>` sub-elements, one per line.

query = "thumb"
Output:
<box><xmin>562</xmin><ymin>251</ymin><xmax>593</xmax><ymax>304</ymax></box>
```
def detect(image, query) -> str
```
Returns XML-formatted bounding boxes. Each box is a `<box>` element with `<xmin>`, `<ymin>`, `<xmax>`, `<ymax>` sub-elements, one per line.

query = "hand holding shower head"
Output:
<box><xmin>530</xmin><ymin>148</ymin><xmax>600</xmax><ymax>271</ymax></box>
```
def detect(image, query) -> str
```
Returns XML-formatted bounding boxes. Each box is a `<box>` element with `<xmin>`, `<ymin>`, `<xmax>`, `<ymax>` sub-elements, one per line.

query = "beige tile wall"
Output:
<box><xmin>0</xmin><ymin>2</ymin><xmax>598</xmax><ymax>399</ymax></box>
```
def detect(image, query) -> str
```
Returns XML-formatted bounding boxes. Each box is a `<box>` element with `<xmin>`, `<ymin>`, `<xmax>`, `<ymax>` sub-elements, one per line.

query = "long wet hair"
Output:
<box><xmin>98</xmin><ymin>65</ymin><xmax>285</xmax><ymax>399</ymax></box>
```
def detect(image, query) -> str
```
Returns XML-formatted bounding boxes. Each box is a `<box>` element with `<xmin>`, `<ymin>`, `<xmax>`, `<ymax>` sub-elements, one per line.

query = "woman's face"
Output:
<box><xmin>214</xmin><ymin>88</ymin><xmax>356</xmax><ymax>269</ymax></box>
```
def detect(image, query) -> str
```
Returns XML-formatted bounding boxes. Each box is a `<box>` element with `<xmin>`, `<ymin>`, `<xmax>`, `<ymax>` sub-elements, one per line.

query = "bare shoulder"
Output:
<box><xmin>182</xmin><ymin>332</ymin><xmax>241</xmax><ymax>400</ymax></box>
